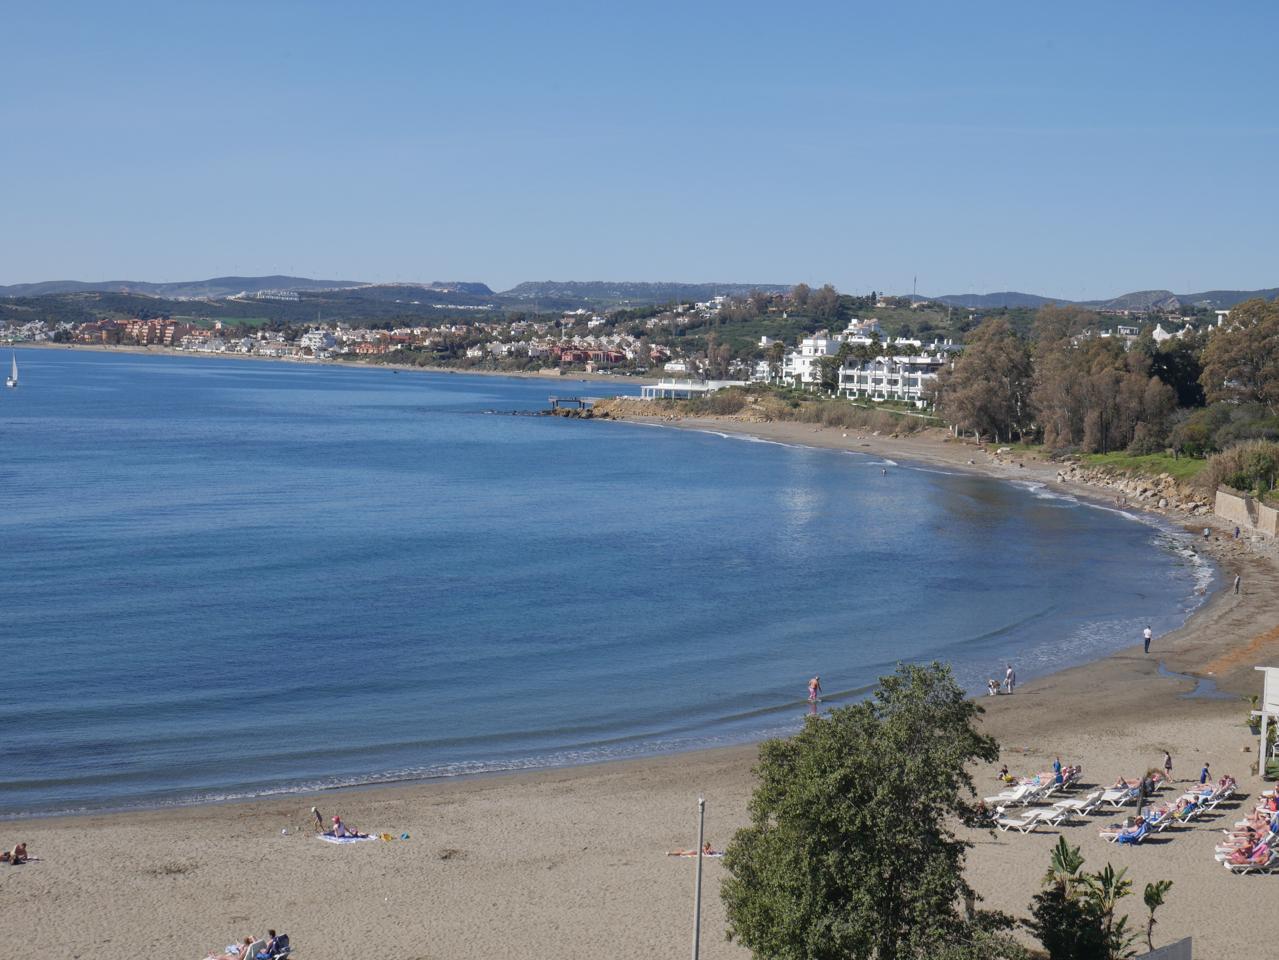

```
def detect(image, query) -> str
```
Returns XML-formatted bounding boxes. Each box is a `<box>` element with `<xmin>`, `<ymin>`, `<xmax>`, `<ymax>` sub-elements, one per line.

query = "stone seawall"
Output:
<box><xmin>1215</xmin><ymin>487</ymin><xmax>1279</xmax><ymax>537</ymax></box>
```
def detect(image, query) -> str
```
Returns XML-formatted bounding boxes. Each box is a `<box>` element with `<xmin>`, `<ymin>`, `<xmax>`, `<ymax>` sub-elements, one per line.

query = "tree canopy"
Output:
<box><xmin>1200</xmin><ymin>297</ymin><xmax>1279</xmax><ymax>415</ymax></box>
<box><xmin>931</xmin><ymin>318</ymin><xmax>1033</xmax><ymax>443</ymax></box>
<box><xmin>721</xmin><ymin>663</ymin><xmax>1011</xmax><ymax>960</ymax></box>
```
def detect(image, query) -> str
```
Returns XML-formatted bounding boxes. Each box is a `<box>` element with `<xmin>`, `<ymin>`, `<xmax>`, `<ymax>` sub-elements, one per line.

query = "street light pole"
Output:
<box><xmin>693</xmin><ymin>796</ymin><xmax>706</xmax><ymax>960</ymax></box>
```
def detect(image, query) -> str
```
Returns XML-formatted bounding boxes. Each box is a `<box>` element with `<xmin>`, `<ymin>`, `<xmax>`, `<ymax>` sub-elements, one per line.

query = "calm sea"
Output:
<box><xmin>0</xmin><ymin>348</ymin><xmax>1212</xmax><ymax>817</ymax></box>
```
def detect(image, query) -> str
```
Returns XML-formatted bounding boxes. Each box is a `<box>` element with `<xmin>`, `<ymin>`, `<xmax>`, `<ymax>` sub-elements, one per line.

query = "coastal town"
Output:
<box><xmin>0</xmin><ymin>288</ymin><xmax>1236</xmax><ymax>411</ymax></box>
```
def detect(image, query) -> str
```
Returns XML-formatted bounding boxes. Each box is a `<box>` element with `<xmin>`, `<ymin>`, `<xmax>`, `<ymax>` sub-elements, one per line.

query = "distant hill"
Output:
<box><xmin>1175</xmin><ymin>287</ymin><xmax>1279</xmax><ymax>309</ymax></box>
<box><xmin>933</xmin><ymin>285</ymin><xmax>1279</xmax><ymax>311</ymax></box>
<box><xmin>931</xmin><ymin>291</ymin><xmax>1064</xmax><ymax>309</ymax></box>
<box><xmin>499</xmin><ymin>280</ymin><xmax>791</xmax><ymax>309</ymax></box>
<box><xmin>0</xmin><ymin>275</ymin><xmax>372</xmax><ymax>299</ymax></box>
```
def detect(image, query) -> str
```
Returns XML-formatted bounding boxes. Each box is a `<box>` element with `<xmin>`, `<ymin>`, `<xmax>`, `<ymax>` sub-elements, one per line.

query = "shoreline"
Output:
<box><xmin>6</xmin><ymin>340</ymin><xmax>658</xmax><ymax>386</ymax></box>
<box><xmin>2</xmin><ymin>412</ymin><xmax>1228</xmax><ymax>827</ymax></box>
<box><xmin>6</xmin><ymin>394</ymin><xmax>1279</xmax><ymax>959</ymax></box>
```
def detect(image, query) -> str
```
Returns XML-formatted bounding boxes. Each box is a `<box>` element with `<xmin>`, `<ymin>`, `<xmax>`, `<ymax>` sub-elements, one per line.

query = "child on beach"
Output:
<box><xmin>1200</xmin><ymin>762</ymin><xmax>1211</xmax><ymax>785</ymax></box>
<box><xmin>1163</xmin><ymin>751</ymin><xmax>1173</xmax><ymax>781</ymax></box>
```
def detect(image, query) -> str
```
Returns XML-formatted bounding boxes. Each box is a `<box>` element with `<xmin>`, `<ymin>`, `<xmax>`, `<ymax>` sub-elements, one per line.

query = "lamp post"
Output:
<box><xmin>693</xmin><ymin>796</ymin><xmax>705</xmax><ymax>960</ymax></box>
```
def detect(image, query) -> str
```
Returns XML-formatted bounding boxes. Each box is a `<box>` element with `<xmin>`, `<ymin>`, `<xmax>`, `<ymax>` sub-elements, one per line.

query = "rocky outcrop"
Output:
<box><xmin>1054</xmin><ymin>463</ymin><xmax>1214</xmax><ymax>518</ymax></box>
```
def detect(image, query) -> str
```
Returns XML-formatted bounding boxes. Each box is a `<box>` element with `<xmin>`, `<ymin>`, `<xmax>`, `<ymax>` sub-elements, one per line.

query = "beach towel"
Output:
<box><xmin>317</xmin><ymin>834</ymin><xmax>377</xmax><ymax>844</ymax></box>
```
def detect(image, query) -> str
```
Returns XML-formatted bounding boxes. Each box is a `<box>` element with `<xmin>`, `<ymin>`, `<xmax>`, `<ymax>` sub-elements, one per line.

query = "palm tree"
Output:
<box><xmin>1082</xmin><ymin>863</ymin><xmax>1135</xmax><ymax>958</ymax></box>
<box><xmin>1143</xmin><ymin>880</ymin><xmax>1173</xmax><ymax>951</ymax></box>
<box><xmin>1041</xmin><ymin>836</ymin><xmax>1085</xmax><ymax>897</ymax></box>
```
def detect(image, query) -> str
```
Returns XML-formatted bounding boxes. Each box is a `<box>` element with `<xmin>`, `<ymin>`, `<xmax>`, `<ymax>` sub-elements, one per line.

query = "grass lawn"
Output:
<box><xmin>1083</xmin><ymin>451</ymin><xmax>1207</xmax><ymax>483</ymax></box>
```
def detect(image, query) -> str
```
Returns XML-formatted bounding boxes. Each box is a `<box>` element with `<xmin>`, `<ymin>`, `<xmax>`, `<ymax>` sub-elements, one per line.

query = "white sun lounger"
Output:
<box><xmin>1225</xmin><ymin>850</ymin><xmax>1279</xmax><ymax>875</ymax></box>
<box><xmin>985</xmin><ymin>784</ymin><xmax>1035</xmax><ymax>807</ymax></box>
<box><xmin>1051</xmin><ymin>789</ymin><xmax>1104</xmax><ymax>822</ymax></box>
<box><xmin>995</xmin><ymin>808</ymin><xmax>1053</xmax><ymax>834</ymax></box>
<box><xmin>1101</xmin><ymin>786</ymin><xmax>1139</xmax><ymax>809</ymax></box>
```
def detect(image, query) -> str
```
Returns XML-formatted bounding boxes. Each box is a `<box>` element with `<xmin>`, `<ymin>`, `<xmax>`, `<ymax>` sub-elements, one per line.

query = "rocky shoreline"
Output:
<box><xmin>1054</xmin><ymin>461</ymin><xmax>1215</xmax><ymax>516</ymax></box>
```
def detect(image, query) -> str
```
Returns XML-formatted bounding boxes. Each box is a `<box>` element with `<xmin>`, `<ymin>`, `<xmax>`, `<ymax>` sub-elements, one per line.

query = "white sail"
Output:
<box><xmin>5</xmin><ymin>352</ymin><xmax>15</xmax><ymax>387</ymax></box>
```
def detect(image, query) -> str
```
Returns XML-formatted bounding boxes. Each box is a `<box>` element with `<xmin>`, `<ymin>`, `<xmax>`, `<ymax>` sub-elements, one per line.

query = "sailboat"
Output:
<box><xmin>5</xmin><ymin>352</ymin><xmax>16</xmax><ymax>388</ymax></box>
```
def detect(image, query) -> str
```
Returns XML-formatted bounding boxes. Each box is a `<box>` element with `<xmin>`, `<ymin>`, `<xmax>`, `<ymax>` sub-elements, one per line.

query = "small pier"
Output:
<box><xmin>548</xmin><ymin>396</ymin><xmax>595</xmax><ymax>411</ymax></box>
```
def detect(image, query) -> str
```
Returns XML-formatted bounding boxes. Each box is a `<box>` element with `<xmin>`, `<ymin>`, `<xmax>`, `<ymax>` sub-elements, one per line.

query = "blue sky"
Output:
<box><xmin>2</xmin><ymin>1</ymin><xmax>1276</xmax><ymax>298</ymax></box>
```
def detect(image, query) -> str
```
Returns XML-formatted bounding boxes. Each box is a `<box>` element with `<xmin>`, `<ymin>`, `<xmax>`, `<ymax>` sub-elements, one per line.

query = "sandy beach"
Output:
<box><xmin>4</xmin><ymin>415</ymin><xmax>1278</xmax><ymax>960</ymax></box>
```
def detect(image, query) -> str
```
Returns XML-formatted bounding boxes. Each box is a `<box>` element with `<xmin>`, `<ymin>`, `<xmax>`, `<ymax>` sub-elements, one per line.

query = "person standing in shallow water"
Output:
<box><xmin>1143</xmin><ymin>625</ymin><xmax>1152</xmax><ymax>654</ymax></box>
<box><xmin>807</xmin><ymin>675</ymin><xmax>821</xmax><ymax>703</ymax></box>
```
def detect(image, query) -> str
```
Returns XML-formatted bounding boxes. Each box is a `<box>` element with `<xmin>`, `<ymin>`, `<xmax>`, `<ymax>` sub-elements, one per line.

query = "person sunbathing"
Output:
<box><xmin>1227</xmin><ymin>839</ymin><xmax>1271</xmax><ymax>866</ymax></box>
<box><xmin>326</xmin><ymin>816</ymin><xmax>368</xmax><ymax>839</ymax></box>
<box><xmin>1100</xmin><ymin>816</ymin><xmax>1145</xmax><ymax>840</ymax></box>
<box><xmin>0</xmin><ymin>843</ymin><xmax>28</xmax><ymax>864</ymax></box>
<box><xmin>667</xmin><ymin>841</ymin><xmax>721</xmax><ymax>856</ymax></box>
<box><xmin>1226</xmin><ymin>810</ymin><xmax>1274</xmax><ymax>840</ymax></box>
<box><xmin>207</xmin><ymin>936</ymin><xmax>255</xmax><ymax>960</ymax></box>
<box><xmin>253</xmin><ymin>931</ymin><xmax>285</xmax><ymax>959</ymax></box>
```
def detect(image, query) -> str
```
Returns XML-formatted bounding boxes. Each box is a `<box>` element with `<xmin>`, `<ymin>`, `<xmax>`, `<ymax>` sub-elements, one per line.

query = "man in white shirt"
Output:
<box><xmin>1143</xmin><ymin>625</ymin><xmax>1153</xmax><ymax>654</ymax></box>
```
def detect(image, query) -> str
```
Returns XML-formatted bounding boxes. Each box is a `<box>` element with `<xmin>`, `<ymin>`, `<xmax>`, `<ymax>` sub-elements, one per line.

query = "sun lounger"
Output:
<box><xmin>1100</xmin><ymin>817</ymin><xmax>1151</xmax><ymax>844</ymax></box>
<box><xmin>1116</xmin><ymin>823</ymin><xmax>1150</xmax><ymax>845</ymax></box>
<box><xmin>1225</xmin><ymin>849</ymin><xmax>1279</xmax><ymax>875</ymax></box>
<box><xmin>985</xmin><ymin>784</ymin><xmax>1035</xmax><ymax>807</ymax></box>
<box><xmin>1142</xmin><ymin>809</ymin><xmax>1171</xmax><ymax>832</ymax></box>
<box><xmin>1050</xmin><ymin>789</ymin><xmax>1104</xmax><ymax>823</ymax></box>
<box><xmin>995</xmin><ymin>808</ymin><xmax>1053</xmax><ymax>833</ymax></box>
<box><xmin>253</xmin><ymin>934</ymin><xmax>291</xmax><ymax>960</ymax></box>
<box><xmin>1101</xmin><ymin>786</ymin><xmax>1139</xmax><ymax>809</ymax></box>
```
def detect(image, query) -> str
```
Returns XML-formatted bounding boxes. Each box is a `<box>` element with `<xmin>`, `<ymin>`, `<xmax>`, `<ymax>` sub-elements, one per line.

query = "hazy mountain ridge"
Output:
<box><xmin>500</xmin><ymin>280</ymin><xmax>791</xmax><ymax>306</ymax></box>
<box><xmin>934</xmin><ymin>286</ymin><xmax>1279</xmax><ymax>311</ymax></box>
<box><xmin>0</xmin><ymin>276</ymin><xmax>367</xmax><ymax>299</ymax></box>
<box><xmin>4</xmin><ymin>274</ymin><xmax>1277</xmax><ymax>314</ymax></box>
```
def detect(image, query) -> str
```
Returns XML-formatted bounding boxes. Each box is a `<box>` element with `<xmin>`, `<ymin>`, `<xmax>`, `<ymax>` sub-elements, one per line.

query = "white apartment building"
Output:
<box><xmin>837</xmin><ymin>354</ymin><xmax>948</xmax><ymax>407</ymax></box>
<box><xmin>299</xmin><ymin>330</ymin><xmax>337</xmax><ymax>352</ymax></box>
<box><xmin>784</xmin><ymin>335</ymin><xmax>840</xmax><ymax>386</ymax></box>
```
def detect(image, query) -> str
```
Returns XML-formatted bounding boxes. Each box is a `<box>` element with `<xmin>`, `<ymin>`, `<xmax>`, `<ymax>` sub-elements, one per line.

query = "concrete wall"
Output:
<box><xmin>1137</xmin><ymin>936</ymin><xmax>1192</xmax><ymax>960</ymax></box>
<box><xmin>1215</xmin><ymin>487</ymin><xmax>1279</xmax><ymax>537</ymax></box>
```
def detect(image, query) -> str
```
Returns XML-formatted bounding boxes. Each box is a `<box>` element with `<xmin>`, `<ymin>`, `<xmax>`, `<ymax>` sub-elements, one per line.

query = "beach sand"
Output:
<box><xmin>4</xmin><ymin>417</ymin><xmax>1277</xmax><ymax>960</ymax></box>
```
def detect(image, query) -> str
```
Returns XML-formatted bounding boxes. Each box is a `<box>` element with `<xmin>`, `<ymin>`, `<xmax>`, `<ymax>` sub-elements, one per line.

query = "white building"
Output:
<box><xmin>641</xmin><ymin>379</ymin><xmax>749</xmax><ymax>399</ymax></box>
<box><xmin>837</xmin><ymin>354</ymin><xmax>948</xmax><ymax>407</ymax></box>
<box><xmin>784</xmin><ymin>335</ymin><xmax>840</xmax><ymax>387</ymax></box>
<box><xmin>1151</xmin><ymin>322</ymin><xmax>1197</xmax><ymax>344</ymax></box>
<box><xmin>299</xmin><ymin>330</ymin><xmax>337</xmax><ymax>352</ymax></box>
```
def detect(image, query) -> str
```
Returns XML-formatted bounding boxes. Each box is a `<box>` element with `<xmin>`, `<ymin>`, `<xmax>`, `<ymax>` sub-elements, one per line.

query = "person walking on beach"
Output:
<box><xmin>1200</xmin><ymin>761</ymin><xmax>1211</xmax><ymax>785</ymax></box>
<box><xmin>1143</xmin><ymin>625</ymin><xmax>1152</xmax><ymax>655</ymax></box>
<box><xmin>1234</xmin><ymin>574</ymin><xmax>1241</xmax><ymax>595</ymax></box>
<box><xmin>1163</xmin><ymin>751</ymin><xmax>1173</xmax><ymax>782</ymax></box>
<box><xmin>808</xmin><ymin>675</ymin><xmax>822</xmax><ymax>703</ymax></box>
<box><xmin>1004</xmin><ymin>663</ymin><xmax>1015</xmax><ymax>694</ymax></box>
